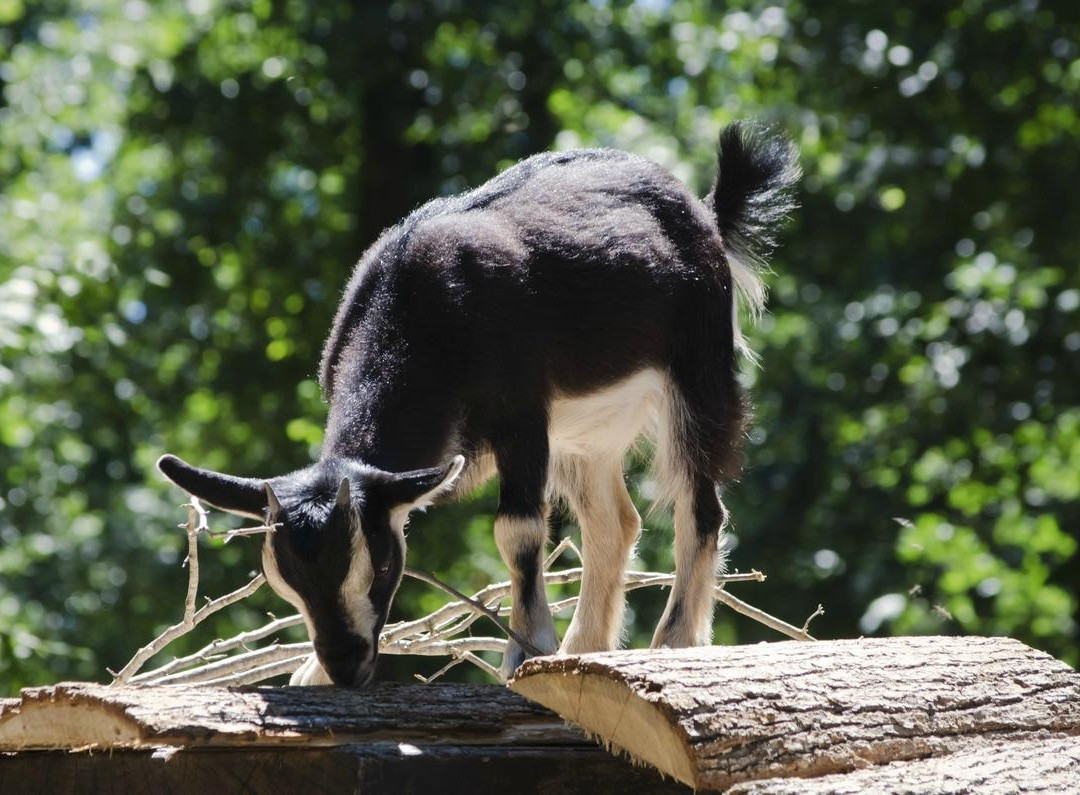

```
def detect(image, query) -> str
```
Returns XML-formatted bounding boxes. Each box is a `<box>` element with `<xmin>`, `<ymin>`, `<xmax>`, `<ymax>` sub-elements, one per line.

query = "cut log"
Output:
<box><xmin>0</xmin><ymin>682</ymin><xmax>688</xmax><ymax>793</ymax></box>
<box><xmin>0</xmin><ymin>681</ymin><xmax>577</xmax><ymax>751</ymax></box>
<box><xmin>0</xmin><ymin>745</ymin><xmax>687</xmax><ymax>795</ymax></box>
<box><xmin>509</xmin><ymin>636</ymin><xmax>1080</xmax><ymax>792</ymax></box>
<box><xmin>729</xmin><ymin>736</ymin><xmax>1080</xmax><ymax>794</ymax></box>
<box><xmin>4</xmin><ymin>637</ymin><xmax>1077</xmax><ymax>792</ymax></box>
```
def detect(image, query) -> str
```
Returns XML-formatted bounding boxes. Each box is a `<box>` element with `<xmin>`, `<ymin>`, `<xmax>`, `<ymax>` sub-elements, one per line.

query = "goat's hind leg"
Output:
<box><xmin>651</xmin><ymin>474</ymin><xmax>726</xmax><ymax>648</ymax></box>
<box><xmin>651</xmin><ymin>269</ymin><xmax>743</xmax><ymax>648</ymax></box>
<box><xmin>493</xmin><ymin>422</ymin><xmax>559</xmax><ymax>677</ymax></box>
<box><xmin>558</xmin><ymin>459</ymin><xmax>642</xmax><ymax>654</ymax></box>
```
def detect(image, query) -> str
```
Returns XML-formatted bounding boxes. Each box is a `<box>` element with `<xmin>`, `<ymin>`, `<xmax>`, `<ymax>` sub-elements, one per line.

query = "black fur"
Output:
<box><xmin>318</xmin><ymin>124</ymin><xmax>798</xmax><ymax>484</ymax></box>
<box><xmin>708</xmin><ymin>120</ymin><xmax>801</xmax><ymax>267</ymax></box>
<box><xmin>157</xmin><ymin>454</ymin><xmax>266</xmax><ymax>518</ymax></box>
<box><xmin>157</xmin><ymin>121</ymin><xmax>800</xmax><ymax>684</ymax></box>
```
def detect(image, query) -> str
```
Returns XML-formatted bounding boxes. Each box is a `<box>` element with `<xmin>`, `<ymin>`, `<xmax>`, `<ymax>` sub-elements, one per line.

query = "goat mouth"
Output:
<box><xmin>315</xmin><ymin>641</ymin><xmax>371</xmax><ymax>687</ymax></box>
<box><xmin>328</xmin><ymin>664</ymin><xmax>374</xmax><ymax>688</ymax></box>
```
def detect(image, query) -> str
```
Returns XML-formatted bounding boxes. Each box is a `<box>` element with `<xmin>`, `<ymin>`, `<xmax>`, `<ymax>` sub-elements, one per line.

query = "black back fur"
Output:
<box><xmin>319</xmin><ymin>121</ymin><xmax>799</xmax><ymax>485</ymax></box>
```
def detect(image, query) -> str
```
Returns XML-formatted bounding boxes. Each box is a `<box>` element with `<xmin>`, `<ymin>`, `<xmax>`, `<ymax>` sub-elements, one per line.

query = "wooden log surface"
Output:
<box><xmin>0</xmin><ymin>681</ymin><xmax>578</xmax><ymax>751</ymax></box>
<box><xmin>0</xmin><ymin>682</ymin><xmax>688</xmax><ymax>794</ymax></box>
<box><xmin>510</xmin><ymin>635</ymin><xmax>1080</xmax><ymax>792</ymax></box>
<box><xmin>4</xmin><ymin>637</ymin><xmax>1079</xmax><ymax>793</ymax></box>
<box><xmin>1</xmin><ymin>745</ymin><xmax>688</xmax><ymax>795</ymax></box>
<box><xmin>730</xmin><ymin>736</ymin><xmax>1080</xmax><ymax>794</ymax></box>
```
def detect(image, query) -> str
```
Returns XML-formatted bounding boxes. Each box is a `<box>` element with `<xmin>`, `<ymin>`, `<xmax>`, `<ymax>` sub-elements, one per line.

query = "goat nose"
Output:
<box><xmin>326</xmin><ymin>659</ymin><xmax>360</xmax><ymax>687</ymax></box>
<box><xmin>316</xmin><ymin>643</ymin><xmax>367</xmax><ymax>687</ymax></box>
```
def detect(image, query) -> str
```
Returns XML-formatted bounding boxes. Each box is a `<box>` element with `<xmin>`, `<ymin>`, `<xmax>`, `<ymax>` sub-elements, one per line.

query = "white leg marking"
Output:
<box><xmin>494</xmin><ymin>513</ymin><xmax>557</xmax><ymax>673</ymax></box>
<box><xmin>289</xmin><ymin>653</ymin><xmax>332</xmax><ymax>686</ymax></box>
<box><xmin>559</xmin><ymin>461</ymin><xmax>641</xmax><ymax>655</ymax></box>
<box><xmin>651</xmin><ymin>492</ymin><xmax>724</xmax><ymax>648</ymax></box>
<box><xmin>537</xmin><ymin>368</ymin><xmax>732</xmax><ymax>652</ymax></box>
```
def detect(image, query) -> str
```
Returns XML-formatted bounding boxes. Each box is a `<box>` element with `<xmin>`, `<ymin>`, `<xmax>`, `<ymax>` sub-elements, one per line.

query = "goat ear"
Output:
<box><xmin>382</xmin><ymin>455</ymin><xmax>466</xmax><ymax>513</ymax></box>
<box><xmin>157</xmin><ymin>454</ymin><xmax>268</xmax><ymax>520</ymax></box>
<box><xmin>264</xmin><ymin>482</ymin><xmax>282</xmax><ymax>522</ymax></box>
<box><xmin>336</xmin><ymin>477</ymin><xmax>351</xmax><ymax>510</ymax></box>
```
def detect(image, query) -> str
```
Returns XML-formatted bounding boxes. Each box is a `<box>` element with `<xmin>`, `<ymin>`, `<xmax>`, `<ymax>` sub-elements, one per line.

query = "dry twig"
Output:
<box><xmin>402</xmin><ymin>566</ymin><xmax>543</xmax><ymax>657</ymax></box>
<box><xmin>111</xmin><ymin>500</ymin><xmax>266</xmax><ymax>684</ymax></box>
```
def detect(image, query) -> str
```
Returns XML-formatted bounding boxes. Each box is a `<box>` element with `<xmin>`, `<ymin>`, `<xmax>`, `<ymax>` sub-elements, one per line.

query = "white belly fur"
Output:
<box><xmin>548</xmin><ymin>368</ymin><xmax>667</xmax><ymax>460</ymax></box>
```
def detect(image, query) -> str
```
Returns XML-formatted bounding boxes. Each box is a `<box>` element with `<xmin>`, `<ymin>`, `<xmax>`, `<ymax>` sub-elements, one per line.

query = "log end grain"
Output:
<box><xmin>0</xmin><ymin>697</ymin><xmax>143</xmax><ymax>750</ymax></box>
<box><xmin>512</xmin><ymin>666</ymin><xmax>697</xmax><ymax>786</ymax></box>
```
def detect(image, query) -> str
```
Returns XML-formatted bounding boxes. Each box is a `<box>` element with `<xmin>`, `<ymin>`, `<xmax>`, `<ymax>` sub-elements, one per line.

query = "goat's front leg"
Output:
<box><xmin>289</xmin><ymin>653</ymin><xmax>332</xmax><ymax>686</ymax></box>
<box><xmin>495</xmin><ymin>512</ymin><xmax>558</xmax><ymax>675</ymax></box>
<box><xmin>494</xmin><ymin>426</ymin><xmax>558</xmax><ymax>677</ymax></box>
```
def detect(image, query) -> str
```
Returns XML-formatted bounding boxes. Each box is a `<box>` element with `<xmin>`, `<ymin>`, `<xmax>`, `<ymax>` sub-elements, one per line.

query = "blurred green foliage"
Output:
<box><xmin>1</xmin><ymin>0</ymin><xmax>1077</xmax><ymax>692</ymax></box>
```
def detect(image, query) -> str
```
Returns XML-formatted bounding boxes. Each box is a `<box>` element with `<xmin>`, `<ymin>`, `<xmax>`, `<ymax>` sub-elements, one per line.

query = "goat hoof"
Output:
<box><xmin>500</xmin><ymin>641</ymin><xmax>530</xmax><ymax>679</ymax></box>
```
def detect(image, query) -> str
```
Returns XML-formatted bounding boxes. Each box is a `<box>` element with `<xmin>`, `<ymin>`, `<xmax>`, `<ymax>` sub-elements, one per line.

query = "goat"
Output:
<box><xmin>157</xmin><ymin>121</ymin><xmax>800</xmax><ymax>686</ymax></box>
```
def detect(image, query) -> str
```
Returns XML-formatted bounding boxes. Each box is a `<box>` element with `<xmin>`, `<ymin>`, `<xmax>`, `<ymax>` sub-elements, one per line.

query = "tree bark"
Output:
<box><xmin>0</xmin><ymin>681</ymin><xmax>691</xmax><ymax>793</ymax></box>
<box><xmin>4</xmin><ymin>637</ymin><xmax>1078</xmax><ymax>793</ymax></box>
<box><xmin>0</xmin><ymin>681</ymin><xmax>576</xmax><ymax>750</ymax></box>
<box><xmin>509</xmin><ymin>635</ymin><xmax>1080</xmax><ymax>792</ymax></box>
<box><xmin>729</xmin><ymin>736</ymin><xmax>1080</xmax><ymax>794</ymax></box>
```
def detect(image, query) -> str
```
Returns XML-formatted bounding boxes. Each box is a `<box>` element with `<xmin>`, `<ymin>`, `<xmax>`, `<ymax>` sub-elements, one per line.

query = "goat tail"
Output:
<box><xmin>706</xmin><ymin>121</ymin><xmax>801</xmax><ymax>356</ymax></box>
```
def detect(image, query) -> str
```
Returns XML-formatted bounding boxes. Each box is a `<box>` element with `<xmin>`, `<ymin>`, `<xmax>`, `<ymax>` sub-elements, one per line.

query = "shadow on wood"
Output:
<box><xmin>0</xmin><ymin>682</ymin><xmax>687</xmax><ymax>793</ymax></box>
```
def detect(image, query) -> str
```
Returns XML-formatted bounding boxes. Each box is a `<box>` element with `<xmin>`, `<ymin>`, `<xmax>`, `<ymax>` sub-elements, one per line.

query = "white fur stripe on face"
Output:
<box><xmin>262</xmin><ymin>539</ymin><xmax>315</xmax><ymax>639</ymax></box>
<box><xmin>340</xmin><ymin>512</ymin><xmax>377</xmax><ymax>656</ymax></box>
<box><xmin>263</xmin><ymin>520</ymin><xmax>381</xmax><ymax>657</ymax></box>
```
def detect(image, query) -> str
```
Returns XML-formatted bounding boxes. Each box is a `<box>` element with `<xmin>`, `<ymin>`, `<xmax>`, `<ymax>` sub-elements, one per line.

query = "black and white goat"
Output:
<box><xmin>157</xmin><ymin>121</ymin><xmax>799</xmax><ymax>687</ymax></box>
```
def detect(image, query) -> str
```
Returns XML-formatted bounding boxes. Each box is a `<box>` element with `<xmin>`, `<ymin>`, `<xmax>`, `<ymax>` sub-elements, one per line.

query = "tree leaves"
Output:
<box><xmin>1</xmin><ymin>0</ymin><xmax>1077</xmax><ymax>690</ymax></box>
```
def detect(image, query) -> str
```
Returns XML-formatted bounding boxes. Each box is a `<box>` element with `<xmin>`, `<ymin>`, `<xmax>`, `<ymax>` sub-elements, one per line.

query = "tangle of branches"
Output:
<box><xmin>111</xmin><ymin>499</ymin><xmax>823</xmax><ymax>687</ymax></box>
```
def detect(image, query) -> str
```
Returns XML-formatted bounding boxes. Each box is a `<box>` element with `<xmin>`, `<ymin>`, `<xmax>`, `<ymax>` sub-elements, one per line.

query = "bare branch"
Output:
<box><xmin>383</xmin><ymin>636</ymin><xmax>507</xmax><ymax>656</ymax></box>
<box><xmin>382</xmin><ymin>585</ymin><xmax>509</xmax><ymax>645</ymax></box>
<box><xmin>201</xmin><ymin>522</ymin><xmax>280</xmax><ymax>544</ymax></box>
<box><xmin>132</xmin><ymin>614</ymin><xmax>305</xmax><ymax>684</ymax></box>
<box><xmin>140</xmin><ymin>643</ymin><xmax>311</xmax><ymax>686</ymax></box>
<box><xmin>186</xmin><ymin>497</ymin><xmax>211</xmax><ymax>535</ymax></box>
<box><xmin>456</xmin><ymin>651</ymin><xmax>504</xmax><ymax>683</ymax></box>
<box><xmin>415</xmin><ymin>649</ymin><xmax>505</xmax><ymax>685</ymax></box>
<box><xmin>113</xmin><ymin>501</ymin><xmax>268</xmax><ymax>684</ymax></box>
<box><xmin>403</xmin><ymin>567</ymin><xmax>543</xmax><ymax>657</ymax></box>
<box><xmin>182</xmin><ymin>500</ymin><xmax>204</xmax><ymax>621</ymax></box>
<box><xmin>714</xmin><ymin>588</ymin><xmax>817</xmax><ymax>641</ymax></box>
<box><xmin>111</xmin><ymin>568</ymin><xmax>266</xmax><ymax>683</ymax></box>
<box><xmin>196</xmin><ymin>655</ymin><xmax>310</xmax><ymax>687</ymax></box>
<box><xmin>414</xmin><ymin>657</ymin><xmax>466</xmax><ymax>684</ymax></box>
<box><xmin>543</xmin><ymin>536</ymin><xmax>579</xmax><ymax>569</ymax></box>
<box><xmin>802</xmin><ymin>604</ymin><xmax>826</xmax><ymax>635</ymax></box>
